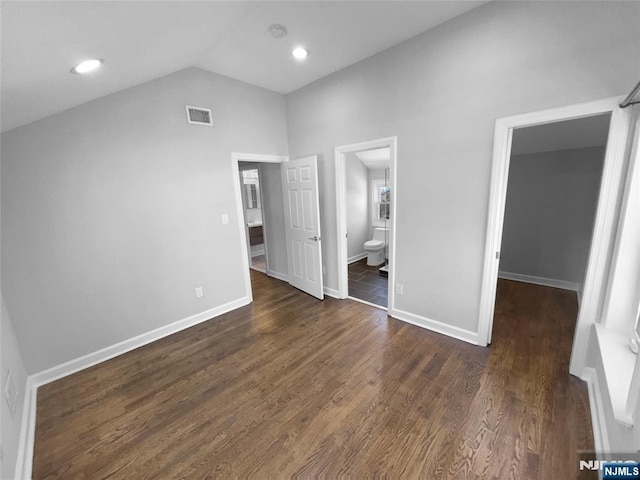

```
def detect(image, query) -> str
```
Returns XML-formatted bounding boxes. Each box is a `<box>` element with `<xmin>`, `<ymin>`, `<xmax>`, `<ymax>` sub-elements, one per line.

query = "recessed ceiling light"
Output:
<box><xmin>292</xmin><ymin>47</ymin><xmax>309</xmax><ymax>60</ymax></box>
<box><xmin>71</xmin><ymin>59</ymin><xmax>103</xmax><ymax>74</ymax></box>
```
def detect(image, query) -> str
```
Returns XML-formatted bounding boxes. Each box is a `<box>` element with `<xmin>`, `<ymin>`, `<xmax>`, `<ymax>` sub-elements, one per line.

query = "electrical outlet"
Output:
<box><xmin>395</xmin><ymin>283</ymin><xmax>404</xmax><ymax>296</ymax></box>
<box><xmin>195</xmin><ymin>287</ymin><xmax>204</xmax><ymax>298</ymax></box>
<box><xmin>221</xmin><ymin>214</ymin><xmax>229</xmax><ymax>224</ymax></box>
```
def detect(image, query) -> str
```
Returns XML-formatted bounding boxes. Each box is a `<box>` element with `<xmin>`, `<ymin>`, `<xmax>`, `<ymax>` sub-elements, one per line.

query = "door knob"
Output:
<box><xmin>308</xmin><ymin>236</ymin><xmax>321</xmax><ymax>241</ymax></box>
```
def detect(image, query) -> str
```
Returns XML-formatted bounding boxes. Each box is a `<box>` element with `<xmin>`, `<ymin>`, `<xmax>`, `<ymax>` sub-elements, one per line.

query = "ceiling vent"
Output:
<box><xmin>185</xmin><ymin>105</ymin><xmax>213</xmax><ymax>126</ymax></box>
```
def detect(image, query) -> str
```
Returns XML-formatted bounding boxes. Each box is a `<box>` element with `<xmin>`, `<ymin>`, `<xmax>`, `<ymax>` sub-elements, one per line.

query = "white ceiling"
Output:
<box><xmin>0</xmin><ymin>1</ymin><xmax>487</xmax><ymax>132</ymax></box>
<box><xmin>511</xmin><ymin>114</ymin><xmax>611</xmax><ymax>155</ymax></box>
<box><xmin>356</xmin><ymin>148</ymin><xmax>391</xmax><ymax>169</ymax></box>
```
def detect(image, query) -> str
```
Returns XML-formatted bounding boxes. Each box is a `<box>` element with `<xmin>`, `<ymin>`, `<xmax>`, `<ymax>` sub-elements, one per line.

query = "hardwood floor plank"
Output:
<box><xmin>33</xmin><ymin>274</ymin><xmax>593</xmax><ymax>478</ymax></box>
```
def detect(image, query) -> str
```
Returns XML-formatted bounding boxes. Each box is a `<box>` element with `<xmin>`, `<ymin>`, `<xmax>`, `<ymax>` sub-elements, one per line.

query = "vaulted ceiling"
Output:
<box><xmin>0</xmin><ymin>1</ymin><xmax>486</xmax><ymax>132</ymax></box>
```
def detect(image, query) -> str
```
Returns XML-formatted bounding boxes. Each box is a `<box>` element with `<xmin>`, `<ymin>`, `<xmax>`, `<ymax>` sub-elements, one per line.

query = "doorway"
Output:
<box><xmin>232</xmin><ymin>153</ymin><xmax>325</xmax><ymax>302</ymax></box>
<box><xmin>238</xmin><ymin>163</ymin><xmax>267</xmax><ymax>273</ymax></box>
<box><xmin>335</xmin><ymin>137</ymin><xmax>397</xmax><ymax>311</ymax></box>
<box><xmin>477</xmin><ymin>98</ymin><xmax>633</xmax><ymax>376</ymax></box>
<box><xmin>231</xmin><ymin>153</ymin><xmax>286</xmax><ymax>302</ymax></box>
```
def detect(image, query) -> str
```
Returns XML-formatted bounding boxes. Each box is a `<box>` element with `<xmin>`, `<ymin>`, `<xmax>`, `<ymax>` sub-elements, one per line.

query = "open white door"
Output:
<box><xmin>282</xmin><ymin>156</ymin><xmax>324</xmax><ymax>299</ymax></box>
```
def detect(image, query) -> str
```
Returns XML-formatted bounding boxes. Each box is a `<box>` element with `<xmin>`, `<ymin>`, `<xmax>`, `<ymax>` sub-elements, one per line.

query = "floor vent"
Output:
<box><xmin>185</xmin><ymin>105</ymin><xmax>213</xmax><ymax>126</ymax></box>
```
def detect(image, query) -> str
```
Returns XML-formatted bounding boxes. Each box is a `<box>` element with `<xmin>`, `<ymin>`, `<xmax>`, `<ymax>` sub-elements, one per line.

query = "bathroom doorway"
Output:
<box><xmin>238</xmin><ymin>162</ymin><xmax>267</xmax><ymax>273</ymax></box>
<box><xmin>335</xmin><ymin>137</ymin><xmax>397</xmax><ymax>311</ymax></box>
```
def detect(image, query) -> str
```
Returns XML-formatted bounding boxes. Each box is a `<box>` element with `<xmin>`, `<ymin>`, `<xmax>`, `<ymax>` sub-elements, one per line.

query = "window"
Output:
<box><xmin>372</xmin><ymin>180</ymin><xmax>390</xmax><ymax>226</ymax></box>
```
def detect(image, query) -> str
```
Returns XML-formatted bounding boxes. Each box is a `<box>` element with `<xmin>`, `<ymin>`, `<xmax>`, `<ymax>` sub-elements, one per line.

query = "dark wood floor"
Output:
<box><xmin>250</xmin><ymin>253</ymin><xmax>266</xmax><ymax>271</ymax></box>
<box><xmin>33</xmin><ymin>274</ymin><xmax>592</xmax><ymax>479</ymax></box>
<box><xmin>348</xmin><ymin>258</ymin><xmax>388</xmax><ymax>306</ymax></box>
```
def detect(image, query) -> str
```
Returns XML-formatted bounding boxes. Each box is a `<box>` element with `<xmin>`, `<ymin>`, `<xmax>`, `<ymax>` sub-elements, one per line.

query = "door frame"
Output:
<box><xmin>231</xmin><ymin>152</ymin><xmax>287</xmax><ymax>302</ymax></box>
<box><xmin>335</xmin><ymin>136</ymin><xmax>398</xmax><ymax>312</ymax></box>
<box><xmin>477</xmin><ymin>97</ymin><xmax>632</xmax><ymax>377</ymax></box>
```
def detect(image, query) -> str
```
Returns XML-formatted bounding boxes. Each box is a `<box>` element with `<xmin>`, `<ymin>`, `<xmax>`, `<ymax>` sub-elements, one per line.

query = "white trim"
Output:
<box><xmin>391</xmin><ymin>308</ymin><xmax>479</xmax><ymax>345</ymax></box>
<box><xmin>267</xmin><ymin>270</ymin><xmax>289</xmax><ymax>283</ymax></box>
<box><xmin>15</xmin><ymin>296</ymin><xmax>250</xmax><ymax>480</ymax></box>
<box><xmin>577</xmin><ymin>288</ymin><xmax>583</xmax><ymax>308</ymax></box>
<box><xmin>323</xmin><ymin>287</ymin><xmax>341</xmax><ymax>299</ymax></box>
<box><xmin>582</xmin><ymin>367</ymin><xmax>611</xmax><ymax>454</ymax></box>
<box><xmin>498</xmin><ymin>271</ymin><xmax>581</xmax><ymax>292</ymax></box>
<box><xmin>477</xmin><ymin>97</ymin><xmax>632</xmax><ymax>378</ymax></box>
<box><xmin>335</xmin><ymin>137</ymin><xmax>397</xmax><ymax>316</ymax></box>
<box><xmin>30</xmin><ymin>297</ymin><xmax>250</xmax><ymax>386</ymax></box>
<box><xmin>348</xmin><ymin>252</ymin><xmax>367</xmax><ymax>264</ymax></box>
<box><xmin>231</xmin><ymin>153</ymin><xmax>287</xmax><ymax>303</ymax></box>
<box><xmin>251</xmin><ymin>246</ymin><xmax>265</xmax><ymax>257</ymax></box>
<box><xmin>14</xmin><ymin>377</ymin><xmax>36</xmax><ymax>480</ymax></box>
<box><xmin>600</xmin><ymin>117</ymin><xmax>640</xmax><ymax>332</ymax></box>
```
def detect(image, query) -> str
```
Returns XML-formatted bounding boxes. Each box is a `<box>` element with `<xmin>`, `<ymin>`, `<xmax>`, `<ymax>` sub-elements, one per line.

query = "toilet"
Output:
<box><xmin>364</xmin><ymin>227</ymin><xmax>388</xmax><ymax>266</ymax></box>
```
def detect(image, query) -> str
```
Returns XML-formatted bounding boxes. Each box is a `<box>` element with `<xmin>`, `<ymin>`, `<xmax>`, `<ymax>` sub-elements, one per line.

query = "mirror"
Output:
<box><xmin>242</xmin><ymin>169</ymin><xmax>261</xmax><ymax>209</ymax></box>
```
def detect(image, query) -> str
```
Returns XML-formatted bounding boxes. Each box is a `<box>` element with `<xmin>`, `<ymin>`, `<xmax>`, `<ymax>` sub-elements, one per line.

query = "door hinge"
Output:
<box><xmin>496</xmin><ymin>251</ymin><xmax>500</xmax><ymax>260</ymax></box>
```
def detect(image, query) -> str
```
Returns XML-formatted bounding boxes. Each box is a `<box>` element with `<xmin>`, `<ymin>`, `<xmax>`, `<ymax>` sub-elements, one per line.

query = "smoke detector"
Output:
<box><xmin>268</xmin><ymin>24</ymin><xmax>288</xmax><ymax>39</ymax></box>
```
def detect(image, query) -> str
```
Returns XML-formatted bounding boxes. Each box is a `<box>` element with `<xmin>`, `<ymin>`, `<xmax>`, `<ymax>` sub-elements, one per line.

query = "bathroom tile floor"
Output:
<box><xmin>348</xmin><ymin>258</ymin><xmax>388</xmax><ymax>307</ymax></box>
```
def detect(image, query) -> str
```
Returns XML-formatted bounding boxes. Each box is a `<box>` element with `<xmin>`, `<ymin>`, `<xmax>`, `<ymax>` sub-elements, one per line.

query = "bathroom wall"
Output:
<box><xmin>346</xmin><ymin>153</ymin><xmax>369</xmax><ymax>262</ymax></box>
<box><xmin>1</xmin><ymin>67</ymin><xmax>289</xmax><ymax>373</ymax></box>
<box><xmin>260</xmin><ymin>162</ymin><xmax>289</xmax><ymax>279</ymax></box>
<box><xmin>500</xmin><ymin>147</ymin><xmax>605</xmax><ymax>289</ymax></box>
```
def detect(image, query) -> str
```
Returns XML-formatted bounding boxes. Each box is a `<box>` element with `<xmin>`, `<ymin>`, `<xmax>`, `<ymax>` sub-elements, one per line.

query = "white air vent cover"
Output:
<box><xmin>185</xmin><ymin>105</ymin><xmax>213</xmax><ymax>126</ymax></box>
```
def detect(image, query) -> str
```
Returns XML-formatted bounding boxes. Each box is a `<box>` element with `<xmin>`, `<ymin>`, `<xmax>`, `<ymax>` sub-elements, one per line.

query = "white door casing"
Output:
<box><xmin>282</xmin><ymin>156</ymin><xmax>324</xmax><ymax>299</ymax></box>
<box><xmin>477</xmin><ymin>96</ymin><xmax>632</xmax><ymax>378</ymax></box>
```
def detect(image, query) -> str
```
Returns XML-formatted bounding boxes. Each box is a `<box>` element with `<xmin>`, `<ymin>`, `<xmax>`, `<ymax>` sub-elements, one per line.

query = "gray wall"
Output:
<box><xmin>1</xmin><ymin>67</ymin><xmax>288</xmax><ymax>373</ymax></box>
<box><xmin>500</xmin><ymin>147</ymin><xmax>605</xmax><ymax>286</ymax></box>
<box><xmin>286</xmin><ymin>1</ymin><xmax>640</xmax><ymax>335</ymax></box>
<box><xmin>1</xmin><ymin>293</ymin><xmax>28</xmax><ymax>480</ymax></box>
<box><xmin>260</xmin><ymin>162</ymin><xmax>289</xmax><ymax>278</ymax></box>
<box><xmin>346</xmin><ymin>153</ymin><xmax>369</xmax><ymax>260</ymax></box>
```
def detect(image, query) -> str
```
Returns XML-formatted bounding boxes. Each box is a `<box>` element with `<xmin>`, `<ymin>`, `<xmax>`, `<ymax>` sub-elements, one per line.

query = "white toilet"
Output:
<box><xmin>364</xmin><ymin>227</ymin><xmax>388</xmax><ymax>266</ymax></box>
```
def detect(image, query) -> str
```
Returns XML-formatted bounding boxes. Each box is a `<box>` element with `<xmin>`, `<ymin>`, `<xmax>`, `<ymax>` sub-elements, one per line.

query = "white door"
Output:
<box><xmin>281</xmin><ymin>156</ymin><xmax>324</xmax><ymax>299</ymax></box>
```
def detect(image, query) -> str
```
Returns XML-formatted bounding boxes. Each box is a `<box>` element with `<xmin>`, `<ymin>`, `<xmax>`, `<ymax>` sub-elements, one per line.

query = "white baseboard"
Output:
<box><xmin>389</xmin><ymin>308</ymin><xmax>479</xmax><ymax>345</ymax></box>
<box><xmin>251</xmin><ymin>247</ymin><xmax>265</xmax><ymax>257</ymax></box>
<box><xmin>577</xmin><ymin>288</ymin><xmax>583</xmax><ymax>308</ymax></box>
<box><xmin>14</xmin><ymin>377</ymin><xmax>36</xmax><ymax>480</ymax></box>
<box><xmin>16</xmin><ymin>296</ymin><xmax>251</xmax><ymax>479</ymax></box>
<box><xmin>348</xmin><ymin>252</ymin><xmax>367</xmax><ymax>264</ymax></box>
<box><xmin>266</xmin><ymin>270</ymin><xmax>289</xmax><ymax>283</ymax></box>
<box><xmin>323</xmin><ymin>286</ymin><xmax>341</xmax><ymax>299</ymax></box>
<box><xmin>581</xmin><ymin>367</ymin><xmax>611</xmax><ymax>454</ymax></box>
<box><xmin>498</xmin><ymin>271</ymin><xmax>581</xmax><ymax>292</ymax></box>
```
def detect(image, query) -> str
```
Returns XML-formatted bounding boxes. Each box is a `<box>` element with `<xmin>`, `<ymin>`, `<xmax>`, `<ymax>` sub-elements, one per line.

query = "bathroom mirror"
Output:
<box><xmin>242</xmin><ymin>169</ymin><xmax>261</xmax><ymax>209</ymax></box>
